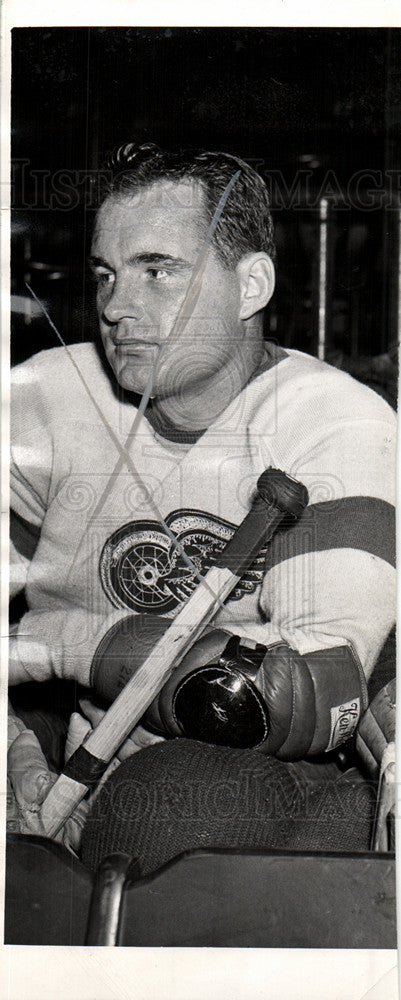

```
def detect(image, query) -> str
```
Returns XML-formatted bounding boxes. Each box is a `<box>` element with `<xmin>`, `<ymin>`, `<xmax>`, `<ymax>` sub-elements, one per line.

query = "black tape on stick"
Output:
<box><xmin>63</xmin><ymin>745</ymin><xmax>110</xmax><ymax>789</ymax></box>
<box><xmin>215</xmin><ymin>470</ymin><xmax>308</xmax><ymax>577</ymax></box>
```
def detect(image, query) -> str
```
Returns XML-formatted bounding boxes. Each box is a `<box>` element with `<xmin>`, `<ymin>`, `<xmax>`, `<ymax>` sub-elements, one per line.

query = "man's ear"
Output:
<box><xmin>236</xmin><ymin>253</ymin><xmax>275</xmax><ymax>320</ymax></box>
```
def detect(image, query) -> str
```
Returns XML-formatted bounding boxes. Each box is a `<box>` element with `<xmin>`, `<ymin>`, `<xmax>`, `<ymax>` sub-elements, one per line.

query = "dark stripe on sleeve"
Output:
<box><xmin>10</xmin><ymin>509</ymin><xmax>41</xmax><ymax>560</ymax></box>
<box><xmin>264</xmin><ymin>496</ymin><xmax>395</xmax><ymax>571</ymax></box>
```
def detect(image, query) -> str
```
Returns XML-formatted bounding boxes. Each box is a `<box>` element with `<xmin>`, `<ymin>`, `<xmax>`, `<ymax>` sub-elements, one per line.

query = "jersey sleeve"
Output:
<box><xmin>255</xmin><ymin>378</ymin><xmax>396</xmax><ymax>680</ymax></box>
<box><xmin>10</xmin><ymin>358</ymin><xmax>54</xmax><ymax>598</ymax></box>
<box><xmin>8</xmin><ymin>349</ymin><xmax>133</xmax><ymax>686</ymax></box>
<box><xmin>9</xmin><ymin>607</ymin><xmax>127</xmax><ymax>685</ymax></box>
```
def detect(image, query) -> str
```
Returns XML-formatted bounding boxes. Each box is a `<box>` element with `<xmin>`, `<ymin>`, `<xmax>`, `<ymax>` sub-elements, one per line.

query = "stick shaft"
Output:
<box><xmin>40</xmin><ymin>564</ymin><xmax>238</xmax><ymax>836</ymax></box>
<box><xmin>39</xmin><ymin>774</ymin><xmax>88</xmax><ymax>837</ymax></box>
<box><xmin>86</xmin><ymin>563</ymin><xmax>238</xmax><ymax>756</ymax></box>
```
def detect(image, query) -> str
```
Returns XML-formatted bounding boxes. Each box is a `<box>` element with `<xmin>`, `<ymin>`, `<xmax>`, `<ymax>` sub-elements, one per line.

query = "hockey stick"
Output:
<box><xmin>39</xmin><ymin>468</ymin><xmax>308</xmax><ymax>837</ymax></box>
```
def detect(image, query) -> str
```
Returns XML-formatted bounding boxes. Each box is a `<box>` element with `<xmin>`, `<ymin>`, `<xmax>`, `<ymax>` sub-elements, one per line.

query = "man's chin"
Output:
<box><xmin>108</xmin><ymin>357</ymin><xmax>154</xmax><ymax>396</ymax></box>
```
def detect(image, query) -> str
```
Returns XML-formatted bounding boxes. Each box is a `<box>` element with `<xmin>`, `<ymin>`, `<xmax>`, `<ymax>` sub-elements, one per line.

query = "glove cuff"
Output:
<box><xmin>258</xmin><ymin>642</ymin><xmax>368</xmax><ymax>760</ymax></box>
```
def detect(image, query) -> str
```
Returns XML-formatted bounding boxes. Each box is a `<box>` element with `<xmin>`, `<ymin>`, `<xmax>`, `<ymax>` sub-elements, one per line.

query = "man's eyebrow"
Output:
<box><xmin>88</xmin><ymin>255</ymin><xmax>112</xmax><ymax>269</ymax></box>
<box><xmin>127</xmin><ymin>252</ymin><xmax>193</xmax><ymax>269</ymax></box>
<box><xmin>88</xmin><ymin>252</ymin><xmax>193</xmax><ymax>270</ymax></box>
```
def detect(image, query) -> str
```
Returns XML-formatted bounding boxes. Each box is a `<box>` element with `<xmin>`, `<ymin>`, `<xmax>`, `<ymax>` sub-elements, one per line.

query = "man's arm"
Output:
<box><xmin>251</xmin><ymin>393</ymin><xmax>396</xmax><ymax>757</ymax></box>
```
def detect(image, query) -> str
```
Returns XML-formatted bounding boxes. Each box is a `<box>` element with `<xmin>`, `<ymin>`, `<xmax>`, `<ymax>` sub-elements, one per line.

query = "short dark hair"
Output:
<box><xmin>101</xmin><ymin>142</ymin><xmax>276</xmax><ymax>268</ymax></box>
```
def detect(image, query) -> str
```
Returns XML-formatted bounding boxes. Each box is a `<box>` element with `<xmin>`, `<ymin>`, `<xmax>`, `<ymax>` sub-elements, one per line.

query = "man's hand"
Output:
<box><xmin>79</xmin><ymin>697</ymin><xmax>165</xmax><ymax>759</ymax></box>
<box><xmin>7</xmin><ymin>717</ymin><xmax>89</xmax><ymax>852</ymax></box>
<box><xmin>7</xmin><ymin>697</ymin><xmax>165</xmax><ymax>852</ymax></box>
<box><xmin>8</xmin><ymin>729</ymin><xmax>57</xmax><ymax>816</ymax></box>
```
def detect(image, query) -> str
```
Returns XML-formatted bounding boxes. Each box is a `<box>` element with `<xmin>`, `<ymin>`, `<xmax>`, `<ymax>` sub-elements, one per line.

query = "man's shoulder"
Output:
<box><xmin>12</xmin><ymin>341</ymin><xmax>103</xmax><ymax>385</ymax></box>
<box><xmin>10</xmin><ymin>342</ymin><xmax>122</xmax><ymax>430</ymax></box>
<box><xmin>11</xmin><ymin>342</ymin><xmax>117</xmax><ymax>407</ymax></box>
<box><xmin>259</xmin><ymin>347</ymin><xmax>395</xmax><ymax>424</ymax></box>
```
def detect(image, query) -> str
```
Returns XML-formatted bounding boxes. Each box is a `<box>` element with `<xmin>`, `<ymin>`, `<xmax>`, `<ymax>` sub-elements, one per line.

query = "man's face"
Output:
<box><xmin>90</xmin><ymin>181</ymin><xmax>244</xmax><ymax>404</ymax></box>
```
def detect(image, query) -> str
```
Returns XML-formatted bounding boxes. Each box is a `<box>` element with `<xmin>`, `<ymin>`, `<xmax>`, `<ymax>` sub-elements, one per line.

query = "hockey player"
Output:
<box><xmin>9</xmin><ymin>144</ymin><xmax>396</xmax><ymax>837</ymax></box>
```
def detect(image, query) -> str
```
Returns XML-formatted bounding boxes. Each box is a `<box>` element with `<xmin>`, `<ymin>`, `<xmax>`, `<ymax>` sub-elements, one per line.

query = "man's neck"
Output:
<box><xmin>151</xmin><ymin>341</ymin><xmax>266</xmax><ymax>432</ymax></box>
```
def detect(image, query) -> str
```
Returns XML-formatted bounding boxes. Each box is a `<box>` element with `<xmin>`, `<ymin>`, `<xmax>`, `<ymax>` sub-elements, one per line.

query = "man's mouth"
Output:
<box><xmin>113</xmin><ymin>340</ymin><xmax>159</xmax><ymax>353</ymax></box>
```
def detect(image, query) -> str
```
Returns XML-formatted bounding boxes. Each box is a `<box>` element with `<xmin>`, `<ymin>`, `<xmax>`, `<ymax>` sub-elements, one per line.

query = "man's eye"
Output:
<box><xmin>147</xmin><ymin>267</ymin><xmax>170</xmax><ymax>281</ymax></box>
<box><xmin>93</xmin><ymin>271</ymin><xmax>114</xmax><ymax>287</ymax></box>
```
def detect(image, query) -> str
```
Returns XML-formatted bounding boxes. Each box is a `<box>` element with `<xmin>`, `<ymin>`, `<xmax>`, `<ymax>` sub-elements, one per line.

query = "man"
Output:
<box><xmin>9</xmin><ymin>144</ymin><xmax>396</xmax><ymax>844</ymax></box>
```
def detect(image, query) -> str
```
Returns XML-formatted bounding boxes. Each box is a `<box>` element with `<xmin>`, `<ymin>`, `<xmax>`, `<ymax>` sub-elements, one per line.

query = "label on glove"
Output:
<box><xmin>326</xmin><ymin>698</ymin><xmax>360</xmax><ymax>751</ymax></box>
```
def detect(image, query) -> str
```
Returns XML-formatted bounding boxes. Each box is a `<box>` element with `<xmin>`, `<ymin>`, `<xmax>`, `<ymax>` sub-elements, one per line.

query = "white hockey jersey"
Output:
<box><xmin>10</xmin><ymin>341</ymin><xmax>396</xmax><ymax>685</ymax></box>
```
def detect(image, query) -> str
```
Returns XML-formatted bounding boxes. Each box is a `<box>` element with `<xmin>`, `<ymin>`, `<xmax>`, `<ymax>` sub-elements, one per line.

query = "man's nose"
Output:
<box><xmin>101</xmin><ymin>276</ymin><xmax>144</xmax><ymax>324</ymax></box>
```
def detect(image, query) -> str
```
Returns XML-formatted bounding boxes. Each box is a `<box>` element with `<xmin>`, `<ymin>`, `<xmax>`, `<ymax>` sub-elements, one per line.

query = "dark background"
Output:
<box><xmin>11</xmin><ymin>27</ymin><xmax>400</xmax><ymax>405</ymax></box>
